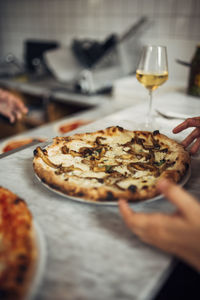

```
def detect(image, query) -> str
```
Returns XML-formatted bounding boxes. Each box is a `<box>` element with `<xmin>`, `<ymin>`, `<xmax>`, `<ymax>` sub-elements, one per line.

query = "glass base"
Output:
<box><xmin>127</xmin><ymin>117</ymin><xmax>160</xmax><ymax>132</ymax></box>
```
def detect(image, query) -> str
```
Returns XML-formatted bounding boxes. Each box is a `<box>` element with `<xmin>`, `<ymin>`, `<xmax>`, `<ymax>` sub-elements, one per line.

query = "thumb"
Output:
<box><xmin>156</xmin><ymin>178</ymin><xmax>199</xmax><ymax>216</ymax></box>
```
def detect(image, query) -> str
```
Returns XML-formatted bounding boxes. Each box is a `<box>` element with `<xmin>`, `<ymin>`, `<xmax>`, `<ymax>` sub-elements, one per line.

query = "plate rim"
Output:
<box><xmin>26</xmin><ymin>221</ymin><xmax>47</xmax><ymax>300</ymax></box>
<box><xmin>35</xmin><ymin>166</ymin><xmax>191</xmax><ymax>206</ymax></box>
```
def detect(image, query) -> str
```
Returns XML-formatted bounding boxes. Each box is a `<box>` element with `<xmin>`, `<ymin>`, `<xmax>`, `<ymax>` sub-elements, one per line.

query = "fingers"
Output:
<box><xmin>118</xmin><ymin>181</ymin><xmax>200</xmax><ymax>266</ymax></box>
<box><xmin>190</xmin><ymin>137</ymin><xmax>200</xmax><ymax>154</ymax></box>
<box><xmin>12</xmin><ymin>96</ymin><xmax>28</xmax><ymax>114</ymax></box>
<box><xmin>173</xmin><ymin>118</ymin><xmax>200</xmax><ymax>154</ymax></box>
<box><xmin>7</xmin><ymin>93</ymin><xmax>28</xmax><ymax>115</ymax></box>
<box><xmin>118</xmin><ymin>199</ymin><xmax>147</xmax><ymax>232</ymax></box>
<box><xmin>181</xmin><ymin>128</ymin><xmax>200</xmax><ymax>148</ymax></box>
<box><xmin>173</xmin><ymin>117</ymin><xmax>200</xmax><ymax>134</ymax></box>
<box><xmin>0</xmin><ymin>107</ymin><xmax>15</xmax><ymax>123</ymax></box>
<box><xmin>118</xmin><ymin>199</ymin><xmax>167</xmax><ymax>235</ymax></box>
<box><xmin>156</xmin><ymin>179</ymin><xmax>200</xmax><ymax>217</ymax></box>
<box><xmin>0</xmin><ymin>99</ymin><xmax>21</xmax><ymax>123</ymax></box>
<box><xmin>0</xmin><ymin>90</ymin><xmax>28</xmax><ymax>123</ymax></box>
<box><xmin>118</xmin><ymin>199</ymin><xmax>173</xmax><ymax>249</ymax></box>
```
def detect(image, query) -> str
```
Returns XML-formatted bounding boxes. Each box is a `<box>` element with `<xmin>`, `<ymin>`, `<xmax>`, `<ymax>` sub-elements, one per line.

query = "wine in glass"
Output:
<box><xmin>136</xmin><ymin>45</ymin><xmax>168</xmax><ymax>129</ymax></box>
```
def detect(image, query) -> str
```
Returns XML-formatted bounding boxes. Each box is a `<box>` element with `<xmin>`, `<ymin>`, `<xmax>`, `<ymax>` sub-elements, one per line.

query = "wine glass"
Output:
<box><xmin>136</xmin><ymin>45</ymin><xmax>168</xmax><ymax>129</ymax></box>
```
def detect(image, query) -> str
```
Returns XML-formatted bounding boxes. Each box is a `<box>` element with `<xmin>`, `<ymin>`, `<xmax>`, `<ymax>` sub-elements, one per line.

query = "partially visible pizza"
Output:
<box><xmin>58</xmin><ymin>119</ymin><xmax>91</xmax><ymax>134</ymax></box>
<box><xmin>1</xmin><ymin>137</ymin><xmax>46</xmax><ymax>153</ymax></box>
<box><xmin>0</xmin><ymin>187</ymin><xmax>37</xmax><ymax>299</ymax></box>
<box><xmin>33</xmin><ymin>126</ymin><xmax>190</xmax><ymax>203</ymax></box>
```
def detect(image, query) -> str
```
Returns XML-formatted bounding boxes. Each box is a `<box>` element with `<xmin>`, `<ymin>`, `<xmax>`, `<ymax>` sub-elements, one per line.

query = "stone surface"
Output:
<box><xmin>0</xmin><ymin>100</ymin><xmax>199</xmax><ymax>300</ymax></box>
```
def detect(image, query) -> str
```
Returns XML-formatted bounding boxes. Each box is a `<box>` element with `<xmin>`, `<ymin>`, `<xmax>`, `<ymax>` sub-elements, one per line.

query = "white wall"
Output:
<box><xmin>0</xmin><ymin>0</ymin><xmax>199</xmax><ymax>81</ymax></box>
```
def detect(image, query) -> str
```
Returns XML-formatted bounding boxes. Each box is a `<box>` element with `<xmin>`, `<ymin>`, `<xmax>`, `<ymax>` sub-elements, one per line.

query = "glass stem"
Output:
<box><xmin>147</xmin><ymin>89</ymin><xmax>153</xmax><ymax>125</ymax></box>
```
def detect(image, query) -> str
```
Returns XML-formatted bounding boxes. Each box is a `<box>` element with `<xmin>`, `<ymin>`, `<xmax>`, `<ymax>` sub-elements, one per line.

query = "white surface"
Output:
<box><xmin>0</xmin><ymin>147</ymin><xmax>173</xmax><ymax>300</ymax></box>
<box><xmin>155</xmin><ymin>92</ymin><xmax>200</xmax><ymax>119</ymax></box>
<box><xmin>27</xmin><ymin>222</ymin><xmax>46</xmax><ymax>300</ymax></box>
<box><xmin>0</xmin><ymin>81</ymin><xmax>200</xmax><ymax>300</ymax></box>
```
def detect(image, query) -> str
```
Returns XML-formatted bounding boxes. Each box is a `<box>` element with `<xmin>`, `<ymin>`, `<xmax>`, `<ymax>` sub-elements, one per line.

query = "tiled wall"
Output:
<box><xmin>0</xmin><ymin>0</ymin><xmax>199</xmax><ymax>77</ymax></box>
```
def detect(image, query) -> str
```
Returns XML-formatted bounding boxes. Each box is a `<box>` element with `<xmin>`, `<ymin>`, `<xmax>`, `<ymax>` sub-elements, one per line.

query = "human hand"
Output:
<box><xmin>118</xmin><ymin>179</ymin><xmax>200</xmax><ymax>271</ymax></box>
<box><xmin>173</xmin><ymin>117</ymin><xmax>200</xmax><ymax>154</ymax></box>
<box><xmin>0</xmin><ymin>89</ymin><xmax>28</xmax><ymax>123</ymax></box>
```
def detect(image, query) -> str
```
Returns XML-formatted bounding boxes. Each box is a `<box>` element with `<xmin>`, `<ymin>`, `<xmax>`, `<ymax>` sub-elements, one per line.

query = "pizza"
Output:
<box><xmin>33</xmin><ymin>126</ymin><xmax>190</xmax><ymax>203</ymax></box>
<box><xmin>1</xmin><ymin>137</ymin><xmax>46</xmax><ymax>153</ymax></box>
<box><xmin>58</xmin><ymin>119</ymin><xmax>91</xmax><ymax>134</ymax></box>
<box><xmin>0</xmin><ymin>187</ymin><xmax>37</xmax><ymax>299</ymax></box>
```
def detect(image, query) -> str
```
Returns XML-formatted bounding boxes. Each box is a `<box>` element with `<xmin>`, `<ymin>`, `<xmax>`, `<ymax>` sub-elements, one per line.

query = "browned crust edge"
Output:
<box><xmin>33</xmin><ymin>127</ymin><xmax>191</xmax><ymax>203</ymax></box>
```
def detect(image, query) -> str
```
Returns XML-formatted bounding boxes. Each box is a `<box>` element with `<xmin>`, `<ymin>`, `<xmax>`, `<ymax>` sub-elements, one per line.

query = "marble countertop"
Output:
<box><xmin>0</xmin><ymin>142</ymin><xmax>173</xmax><ymax>300</ymax></box>
<box><xmin>0</xmin><ymin>81</ymin><xmax>200</xmax><ymax>300</ymax></box>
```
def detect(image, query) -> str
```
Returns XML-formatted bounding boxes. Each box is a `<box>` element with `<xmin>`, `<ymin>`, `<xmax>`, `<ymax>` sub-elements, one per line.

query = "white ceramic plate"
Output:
<box><xmin>26</xmin><ymin>221</ymin><xmax>46</xmax><ymax>300</ymax></box>
<box><xmin>155</xmin><ymin>92</ymin><xmax>200</xmax><ymax>119</ymax></box>
<box><xmin>35</xmin><ymin>166</ymin><xmax>191</xmax><ymax>206</ymax></box>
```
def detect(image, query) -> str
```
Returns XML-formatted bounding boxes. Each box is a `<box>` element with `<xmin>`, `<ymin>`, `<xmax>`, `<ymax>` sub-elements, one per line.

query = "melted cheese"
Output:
<box><xmin>45</xmin><ymin>132</ymin><xmax>173</xmax><ymax>191</ymax></box>
<box><xmin>68</xmin><ymin>140</ymin><xmax>92</xmax><ymax>152</ymax></box>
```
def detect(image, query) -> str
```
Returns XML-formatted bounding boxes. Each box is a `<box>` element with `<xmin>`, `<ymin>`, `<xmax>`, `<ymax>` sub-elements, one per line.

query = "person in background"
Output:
<box><xmin>119</xmin><ymin>117</ymin><xmax>200</xmax><ymax>272</ymax></box>
<box><xmin>0</xmin><ymin>88</ymin><xmax>28</xmax><ymax>123</ymax></box>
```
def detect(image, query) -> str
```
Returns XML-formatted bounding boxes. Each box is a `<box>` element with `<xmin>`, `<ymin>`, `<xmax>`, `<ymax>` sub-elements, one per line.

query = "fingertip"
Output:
<box><xmin>156</xmin><ymin>178</ymin><xmax>172</xmax><ymax>192</ymax></box>
<box><xmin>181</xmin><ymin>140</ymin><xmax>187</xmax><ymax>146</ymax></box>
<box><xmin>172</xmin><ymin>128</ymin><xmax>178</xmax><ymax>134</ymax></box>
<box><xmin>118</xmin><ymin>198</ymin><xmax>131</xmax><ymax>214</ymax></box>
<box><xmin>10</xmin><ymin>117</ymin><xmax>14</xmax><ymax>124</ymax></box>
<box><xmin>190</xmin><ymin>148</ymin><xmax>198</xmax><ymax>156</ymax></box>
<box><xmin>23</xmin><ymin>107</ymin><xmax>28</xmax><ymax>114</ymax></box>
<box><xmin>118</xmin><ymin>198</ymin><xmax>126</xmax><ymax>202</ymax></box>
<box><xmin>118</xmin><ymin>198</ymin><xmax>127</xmax><ymax>207</ymax></box>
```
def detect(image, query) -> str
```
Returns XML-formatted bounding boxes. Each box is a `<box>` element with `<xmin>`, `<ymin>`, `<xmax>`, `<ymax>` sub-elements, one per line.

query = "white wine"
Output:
<box><xmin>136</xmin><ymin>71</ymin><xmax>168</xmax><ymax>91</ymax></box>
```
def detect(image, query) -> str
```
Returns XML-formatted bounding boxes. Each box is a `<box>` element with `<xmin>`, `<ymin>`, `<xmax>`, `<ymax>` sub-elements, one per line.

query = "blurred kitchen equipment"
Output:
<box><xmin>44</xmin><ymin>17</ymin><xmax>147</xmax><ymax>94</ymax></box>
<box><xmin>72</xmin><ymin>34</ymin><xmax>118</xmax><ymax>69</ymax></box>
<box><xmin>24</xmin><ymin>40</ymin><xmax>59</xmax><ymax>75</ymax></box>
<box><xmin>0</xmin><ymin>53</ymin><xmax>24</xmax><ymax>78</ymax></box>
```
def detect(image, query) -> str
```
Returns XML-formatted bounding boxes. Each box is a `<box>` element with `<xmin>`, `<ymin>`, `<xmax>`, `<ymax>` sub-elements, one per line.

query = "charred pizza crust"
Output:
<box><xmin>0</xmin><ymin>187</ymin><xmax>37</xmax><ymax>299</ymax></box>
<box><xmin>33</xmin><ymin>126</ymin><xmax>190</xmax><ymax>202</ymax></box>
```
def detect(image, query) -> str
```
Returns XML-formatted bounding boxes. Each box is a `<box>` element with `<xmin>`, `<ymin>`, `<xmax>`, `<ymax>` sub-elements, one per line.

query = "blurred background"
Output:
<box><xmin>0</xmin><ymin>0</ymin><xmax>199</xmax><ymax>80</ymax></box>
<box><xmin>0</xmin><ymin>0</ymin><xmax>199</xmax><ymax>141</ymax></box>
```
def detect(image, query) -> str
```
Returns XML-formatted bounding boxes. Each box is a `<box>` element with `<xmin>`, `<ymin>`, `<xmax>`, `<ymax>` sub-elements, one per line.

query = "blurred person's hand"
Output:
<box><xmin>173</xmin><ymin>117</ymin><xmax>200</xmax><ymax>154</ymax></box>
<box><xmin>0</xmin><ymin>89</ymin><xmax>28</xmax><ymax>123</ymax></box>
<box><xmin>118</xmin><ymin>179</ymin><xmax>200</xmax><ymax>271</ymax></box>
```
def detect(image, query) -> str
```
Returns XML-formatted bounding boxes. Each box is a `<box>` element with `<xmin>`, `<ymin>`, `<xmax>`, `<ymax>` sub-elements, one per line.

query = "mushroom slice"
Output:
<box><xmin>61</xmin><ymin>145</ymin><xmax>69</xmax><ymax>154</ymax></box>
<box><xmin>95</xmin><ymin>136</ymin><xmax>106</xmax><ymax>145</ymax></box>
<box><xmin>69</xmin><ymin>150</ymin><xmax>81</xmax><ymax>157</ymax></box>
<box><xmin>55</xmin><ymin>165</ymin><xmax>82</xmax><ymax>175</ymax></box>
<box><xmin>120</xmin><ymin>153</ymin><xmax>133</xmax><ymax>160</ymax></box>
<box><xmin>127</xmin><ymin>163</ymin><xmax>136</xmax><ymax>174</ymax></box>
<box><xmin>79</xmin><ymin>147</ymin><xmax>93</xmax><ymax>157</ymax></box>
<box><xmin>128</xmin><ymin>162</ymin><xmax>159</xmax><ymax>176</ymax></box>
<box><xmin>93</xmin><ymin>165</ymin><xmax>107</xmax><ymax>172</ymax></box>
<box><xmin>34</xmin><ymin>146</ymin><xmax>61</xmax><ymax>168</ymax></box>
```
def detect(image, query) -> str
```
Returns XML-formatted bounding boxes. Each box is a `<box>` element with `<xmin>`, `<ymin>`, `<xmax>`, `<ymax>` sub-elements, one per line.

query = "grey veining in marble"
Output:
<box><xmin>0</xmin><ymin>101</ymin><xmax>200</xmax><ymax>300</ymax></box>
<box><xmin>0</xmin><ymin>146</ymin><xmax>172</xmax><ymax>300</ymax></box>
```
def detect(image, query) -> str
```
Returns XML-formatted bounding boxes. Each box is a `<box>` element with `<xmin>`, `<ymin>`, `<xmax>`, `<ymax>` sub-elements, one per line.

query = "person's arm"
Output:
<box><xmin>173</xmin><ymin>117</ymin><xmax>200</xmax><ymax>154</ymax></box>
<box><xmin>0</xmin><ymin>89</ymin><xmax>28</xmax><ymax>123</ymax></box>
<box><xmin>118</xmin><ymin>179</ymin><xmax>200</xmax><ymax>271</ymax></box>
